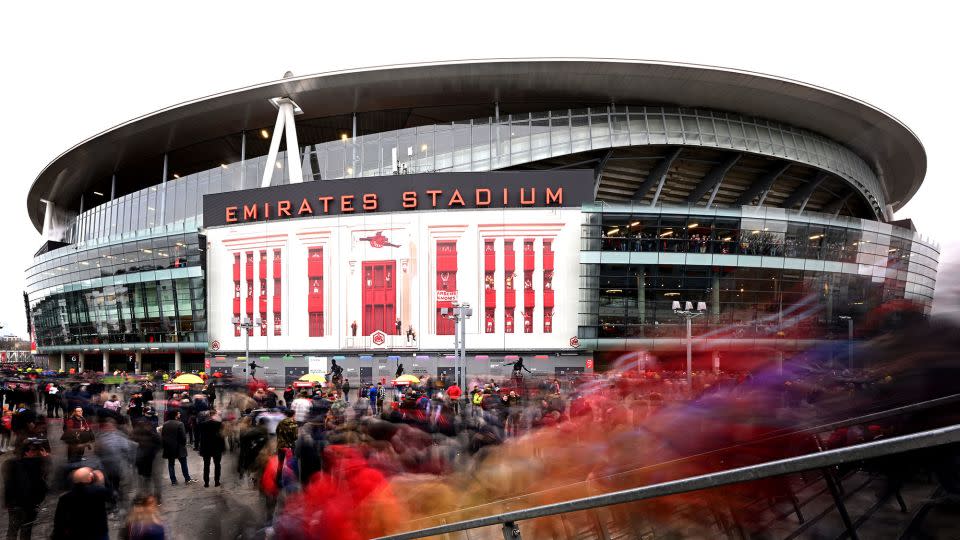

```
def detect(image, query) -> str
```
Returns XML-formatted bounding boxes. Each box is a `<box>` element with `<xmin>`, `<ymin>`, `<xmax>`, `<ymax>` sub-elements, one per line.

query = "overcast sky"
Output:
<box><xmin>0</xmin><ymin>1</ymin><xmax>957</xmax><ymax>337</ymax></box>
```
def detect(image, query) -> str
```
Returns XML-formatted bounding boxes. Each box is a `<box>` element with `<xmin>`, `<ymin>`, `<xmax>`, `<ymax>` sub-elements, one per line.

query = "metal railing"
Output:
<box><xmin>375</xmin><ymin>423</ymin><xmax>960</xmax><ymax>540</ymax></box>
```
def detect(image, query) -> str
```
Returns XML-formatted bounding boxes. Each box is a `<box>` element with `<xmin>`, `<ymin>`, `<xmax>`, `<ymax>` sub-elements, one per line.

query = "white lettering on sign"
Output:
<box><xmin>436</xmin><ymin>290</ymin><xmax>458</xmax><ymax>302</ymax></box>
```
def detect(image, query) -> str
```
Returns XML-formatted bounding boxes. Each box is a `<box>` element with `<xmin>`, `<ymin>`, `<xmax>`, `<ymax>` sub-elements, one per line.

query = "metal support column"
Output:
<box><xmin>102</xmin><ymin>351</ymin><xmax>109</xmax><ymax>373</ymax></box>
<box><xmin>686</xmin><ymin>317</ymin><xmax>693</xmax><ymax>387</ymax></box>
<box><xmin>78</xmin><ymin>352</ymin><xmax>85</xmax><ymax>373</ymax></box>
<box><xmin>134</xmin><ymin>351</ymin><xmax>142</xmax><ymax>375</ymax></box>
<box><xmin>282</xmin><ymin>101</ymin><xmax>303</xmax><ymax>183</ymax></box>
<box><xmin>822</xmin><ymin>468</ymin><xmax>859</xmax><ymax>540</ymax></box>
<box><xmin>174</xmin><ymin>350</ymin><xmax>182</xmax><ymax>373</ymax></box>
<box><xmin>59</xmin><ymin>352</ymin><xmax>66</xmax><ymax>372</ymax></box>
<box><xmin>110</xmin><ymin>173</ymin><xmax>116</xmax><ymax>201</ymax></box>
<box><xmin>160</xmin><ymin>153</ymin><xmax>168</xmax><ymax>222</ymax></box>
<box><xmin>240</xmin><ymin>131</ymin><xmax>247</xmax><ymax>189</ymax></box>
<box><xmin>261</xmin><ymin>107</ymin><xmax>288</xmax><ymax>187</ymax></box>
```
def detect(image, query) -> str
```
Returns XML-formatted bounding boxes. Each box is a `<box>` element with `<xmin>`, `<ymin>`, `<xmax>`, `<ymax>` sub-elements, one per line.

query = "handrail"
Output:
<box><xmin>389</xmin><ymin>392</ymin><xmax>960</xmax><ymax>530</ymax></box>
<box><xmin>744</xmin><ymin>391</ymin><xmax>960</xmax><ymax>442</ymax></box>
<box><xmin>375</xmin><ymin>423</ymin><xmax>960</xmax><ymax>540</ymax></box>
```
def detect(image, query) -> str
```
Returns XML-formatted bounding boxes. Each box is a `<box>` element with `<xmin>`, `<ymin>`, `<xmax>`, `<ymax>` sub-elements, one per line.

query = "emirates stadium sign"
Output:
<box><xmin>203</xmin><ymin>170</ymin><xmax>593</xmax><ymax>227</ymax></box>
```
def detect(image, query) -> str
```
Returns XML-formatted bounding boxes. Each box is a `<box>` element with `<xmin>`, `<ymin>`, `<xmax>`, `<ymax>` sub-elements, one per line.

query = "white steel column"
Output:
<box><xmin>174</xmin><ymin>350</ymin><xmax>182</xmax><ymax>373</ymax></box>
<box><xmin>42</xmin><ymin>200</ymin><xmax>55</xmax><ymax>239</ymax></box>
<box><xmin>282</xmin><ymin>101</ymin><xmax>303</xmax><ymax>183</ymax></box>
<box><xmin>102</xmin><ymin>351</ymin><xmax>109</xmax><ymax>373</ymax></box>
<box><xmin>261</xmin><ymin>108</ymin><xmax>288</xmax><ymax>187</ymax></box>
<box><xmin>59</xmin><ymin>352</ymin><xmax>66</xmax><ymax>372</ymax></box>
<box><xmin>78</xmin><ymin>352</ymin><xmax>86</xmax><ymax>373</ymax></box>
<box><xmin>134</xmin><ymin>351</ymin><xmax>142</xmax><ymax>375</ymax></box>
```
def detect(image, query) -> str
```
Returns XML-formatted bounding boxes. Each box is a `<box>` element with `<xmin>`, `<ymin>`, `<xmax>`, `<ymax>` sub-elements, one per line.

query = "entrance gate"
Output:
<box><xmin>362</xmin><ymin>260</ymin><xmax>397</xmax><ymax>336</ymax></box>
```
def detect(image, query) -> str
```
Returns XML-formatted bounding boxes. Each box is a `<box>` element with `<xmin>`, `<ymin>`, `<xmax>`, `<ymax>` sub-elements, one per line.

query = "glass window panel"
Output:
<box><xmin>470</xmin><ymin>122</ymin><xmax>490</xmax><ymax>169</ymax></box>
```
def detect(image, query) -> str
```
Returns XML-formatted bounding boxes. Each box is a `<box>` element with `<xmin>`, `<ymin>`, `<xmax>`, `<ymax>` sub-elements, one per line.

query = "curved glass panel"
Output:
<box><xmin>62</xmin><ymin>106</ymin><xmax>886</xmax><ymax>244</ymax></box>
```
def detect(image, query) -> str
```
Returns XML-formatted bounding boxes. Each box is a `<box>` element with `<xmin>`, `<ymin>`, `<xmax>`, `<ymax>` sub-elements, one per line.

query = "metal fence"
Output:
<box><xmin>375</xmin><ymin>423</ymin><xmax>960</xmax><ymax>540</ymax></box>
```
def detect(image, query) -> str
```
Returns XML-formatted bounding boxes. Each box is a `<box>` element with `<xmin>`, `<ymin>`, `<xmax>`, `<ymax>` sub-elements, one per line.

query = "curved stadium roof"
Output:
<box><xmin>27</xmin><ymin>58</ymin><xmax>926</xmax><ymax>232</ymax></box>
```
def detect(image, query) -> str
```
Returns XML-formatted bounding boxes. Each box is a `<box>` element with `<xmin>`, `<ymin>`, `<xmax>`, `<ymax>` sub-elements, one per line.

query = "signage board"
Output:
<box><xmin>203</xmin><ymin>170</ymin><xmax>593</xmax><ymax>228</ymax></box>
<box><xmin>307</xmin><ymin>356</ymin><xmax>327</xmax><ymax>375</ymax></box>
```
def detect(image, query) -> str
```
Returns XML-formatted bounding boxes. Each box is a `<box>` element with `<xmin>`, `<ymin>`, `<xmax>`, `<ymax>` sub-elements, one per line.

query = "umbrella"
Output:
<box><xmin>298</xmin><ymin>374</ymin><xmax>326</xmax><ymax>383</ymax></box>
<box><xmin>392</xmin><ymin>374</ymin><xmax>420</xmax><ymax>385</ymax></box>
<box><xmin>171</xmin><ymin>373</ymin><xmax>205</xmax><ymax>385</ymax></box>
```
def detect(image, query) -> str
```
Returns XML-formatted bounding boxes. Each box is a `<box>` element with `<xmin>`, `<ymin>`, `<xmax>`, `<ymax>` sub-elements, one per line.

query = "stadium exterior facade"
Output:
<box><xmin>24</xmin><ymin>60</ymin><xmax>939</xmax><ymax>385</ymax></box>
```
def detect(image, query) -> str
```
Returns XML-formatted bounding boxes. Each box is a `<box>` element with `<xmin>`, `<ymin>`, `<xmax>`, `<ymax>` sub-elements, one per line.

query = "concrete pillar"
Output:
<box><xmin>78</xmin><ymin>352</ymin><xmax>86</xmax><ymax>373</ymax></box>
<box><xmin>59</xmin><ymin>352</ymin><xmax>66</xmax><ymax>372</ymax></box>
<box><xmin>102</xmin><ymin>351</ymin><xmax>110</xmax><ymax>373</ymax></box>
<box><xmin>174</xmin><ymin>350</ymin><xmax>182</xmax><ymax>373</ymax></box>
<box><xmin>134</xmin><ymin>351</ymin><xmax>142</xmax><ymax>375</ymax></box>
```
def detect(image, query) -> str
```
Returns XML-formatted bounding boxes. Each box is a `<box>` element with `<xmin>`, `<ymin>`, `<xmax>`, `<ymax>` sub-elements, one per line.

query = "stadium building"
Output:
<box><xmin>24</xmin><ymin>60</ymin><xmax>939</xmax><ymax>384</ymax></box>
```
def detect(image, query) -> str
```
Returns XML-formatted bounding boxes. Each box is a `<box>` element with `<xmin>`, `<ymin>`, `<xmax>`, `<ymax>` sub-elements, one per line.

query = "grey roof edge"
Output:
<box><xmin>27</xmin><ymin>58</ymin><xmax>926</xmax><ymax>232</ymax></box>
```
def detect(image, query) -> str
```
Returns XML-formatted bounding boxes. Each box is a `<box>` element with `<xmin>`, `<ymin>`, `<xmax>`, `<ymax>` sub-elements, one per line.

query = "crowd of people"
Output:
<box><xmin>0</xmin><ymin>319</ymin><xmax>958</xmax><ymax>539</ymax></box>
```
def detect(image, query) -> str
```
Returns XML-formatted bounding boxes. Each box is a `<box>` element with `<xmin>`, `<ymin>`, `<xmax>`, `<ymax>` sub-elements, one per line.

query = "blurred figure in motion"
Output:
<box><xmin>119</xmin><ymin>494</ymin><xmax>165</xmax><ymax>540</ymax></box>
<box><xmin>61</xmin><ymin>407</ymin><xmax>92</xmax><ymax>462</ymax></box>
<box><xmin>3</xmin><ymin>437</ymin><xmax>49</xmax><ymax>540</ymax></box>
<box><xmin>94</xmin><ymin>416</ymin><xmax>136</xmax><ymax>509</ymax></box>
<box><xmin>237</xmin><ymin>416</ymin><xmax>268</xmax><ymax>485</ymax></box>
<box><xmin>131</xmin><ymin>418</ymin><xmax>163</xmax><ymax>503</ymax></box>
<box><xmin>198</xmin><ymin>409</ymin><xmax>226</xmax><ymax>487</ymax></box>
<box><xmin>52</xmin><ymin>467</ymin><xmax>112</xmax><ymax>540</ymax></box>
<box><xmin>161</xmin><ymin>410</ymin><xmax>194</xmax><ymax>485</ymax></box>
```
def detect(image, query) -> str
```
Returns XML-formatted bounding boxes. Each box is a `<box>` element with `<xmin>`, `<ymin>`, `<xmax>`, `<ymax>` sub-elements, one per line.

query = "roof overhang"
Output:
<box><xmin>27</xmin><ymin>58</ymin><xmax>926</xmax><ymax>232</ymax></box>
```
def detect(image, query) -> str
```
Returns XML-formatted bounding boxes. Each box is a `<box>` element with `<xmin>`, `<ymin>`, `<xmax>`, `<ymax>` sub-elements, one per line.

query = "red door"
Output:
<box><xmin>362</xmin><ymin>261</ymin><xmax>397</xmax><ymax>335</ymax></box>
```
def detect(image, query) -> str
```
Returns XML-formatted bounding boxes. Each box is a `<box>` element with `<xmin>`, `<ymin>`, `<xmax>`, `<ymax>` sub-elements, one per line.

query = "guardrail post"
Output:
<box><xmin>822</xmin><ymin>468</ymin><xmax>859</xmax><ymax>540</ymax></box>
<box><xmin>501</xmin><ymin>521</ymin><xmax>521</xmax><ymax>539</ymax></box>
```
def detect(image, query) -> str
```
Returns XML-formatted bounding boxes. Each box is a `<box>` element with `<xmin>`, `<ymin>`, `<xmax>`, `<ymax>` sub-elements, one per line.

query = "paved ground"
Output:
<box><xmin>0</xmin><ymin>418</ymin><xmax>266</xmax><ymax>540</ymax></box>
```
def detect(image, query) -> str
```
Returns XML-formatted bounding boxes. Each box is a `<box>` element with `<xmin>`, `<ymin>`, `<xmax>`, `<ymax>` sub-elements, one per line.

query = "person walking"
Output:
<box><xmin>51</xmin><ymin>467</ymin><xmax>112</xmax><ymax>540</ymax></box>
<box><xmin>61</xmin><ymin>407</ymin><xmax>93</xmax><ymax>462</ymax></box>
<box><xmin>160</xmin><ymin>411</ymin><xmax>195</xmax><ymax>485</ymax></box>
<box><xmin>197</xmin><ymin>410</ymin><xmax>225</xmax><ymax>488</ymax></box>
<box><xmin>119</xmin><ymin>494</ymin><xmax>165</xmax><ymax>540</ymax></box>
<box><xmin>274</xmin><ymin>409</ymin><xmax>298</xmax><ymax>489</ymax></box>
<box><xmin>291</xmin><ymin>392</ymin><xmax>312</xmax><ymax>426</ymax></box>
<box><xmin>3</xmin><ymin>438</ymin><xmax>49</xmax><ymax>540</ymax></box>
<box><xmin>341</xmin><ymin>379</ymin><xmax>351</xmax><ymax>404</ymax></box>
<box><xmin>130</xmin><ymin>420</ymin><xmax>163</xmax><ymax>503</ymax></box>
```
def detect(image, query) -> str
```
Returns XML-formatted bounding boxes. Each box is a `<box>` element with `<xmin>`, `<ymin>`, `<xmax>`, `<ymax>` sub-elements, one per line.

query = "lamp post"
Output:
<box><xmin>233</xmin><ymin>316</ymin><xmax>260</xmax><ymax>385</ymax></box>
<box><xmin>441</xmin><ymin>302</ymin><xmax>472</xmax><ymax>390</ymax></box>
<box><xmin>673</xmin><ymin>300</ymin><xmax>706</xmax><ymax>388</ymax></box>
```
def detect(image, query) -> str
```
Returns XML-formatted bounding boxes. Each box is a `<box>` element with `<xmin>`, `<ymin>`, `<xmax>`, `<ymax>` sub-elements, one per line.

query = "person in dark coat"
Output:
<box><xmin>197</xmin><ymin>411</ymin><xmax>226</xmax><ymax>487</ymax></box>
<box><xmin>160</xmin><ymin>411</ymin><xmax>194</xmax><ymax>485</ymax></box>
<box><xmin>3</xmin><ymin>438</ymin><xmax>49</xmax><ymax>540</ymax></box>
<box><xmin>52</xmin><ymin>467</ymin><xmax>112</xmax><ymax>540</ymax></box>
<box><xmin>237</xmin><ymin>417</ymin><xmax>268</xmax><ymax>484</ymax></box>
<box><xmin>131</xmin><ymin>420</ymin><xmax>163</xmax><ymax>503</ymax></box>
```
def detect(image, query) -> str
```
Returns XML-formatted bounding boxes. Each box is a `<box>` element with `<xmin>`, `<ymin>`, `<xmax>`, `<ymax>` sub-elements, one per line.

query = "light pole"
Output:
<box><xmin>233</xmin><ymin>316</ymin><xmax>260</xmax><ymax>384</ymax></box>
<box><xmin>441</xmin><ymin>302</ymin><xmax>472</xmax><ymax>390</ymax></box>
<box><xmin>838</xmin><ymin>315</ymin><xmax>853</xmax><ymax>368</ymax></box>
<box><xmin>673</xmin><ymin>300</ymin><xmax>706</xmax><ymax>388</ymax></box>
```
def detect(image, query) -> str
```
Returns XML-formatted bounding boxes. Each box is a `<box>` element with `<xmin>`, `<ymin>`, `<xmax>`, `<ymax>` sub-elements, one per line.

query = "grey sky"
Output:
<box><xmin>1</xmin><ymin>1</ymin><xmax>957</xmax><ymax>337</ymax></box>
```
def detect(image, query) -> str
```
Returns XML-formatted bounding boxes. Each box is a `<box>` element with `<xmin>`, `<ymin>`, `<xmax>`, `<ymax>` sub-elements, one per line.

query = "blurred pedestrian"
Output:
<box><xmin>275</xmin><ymin>409</ymin><xmax>298</xmax><ymax>488</ymax></box>
<box><xmin>131</xmin><ymin>420</ymin><xmax>163</xmax><ymax>503</ymax></box>
<box><xmin>61</xmin><ymin>407</ymin><xmax>93</xmax><ymax>462</ymax></box>
<box><xmin>3</xmin><ymin>437</ymin><xmax>49</xmax><ymax>540</ymax></box>
<box><xmin>197</xmin><ymin>410</ymin><xmax>225</xmax><ymax>487</ymax></box>
<box><xmin>52</xmin><ymin>467</ymin><xmax>112</xmax><ymax>540</ymax></box>
<box><xmin>161</xmin><ymin>411</ymin><xmax>195</xmax><ymax>485</ymax></box>
<box><xmin>119</xmin><ymin>494</ymin><xmax>165</xmax><ymax>540</ymax></box>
